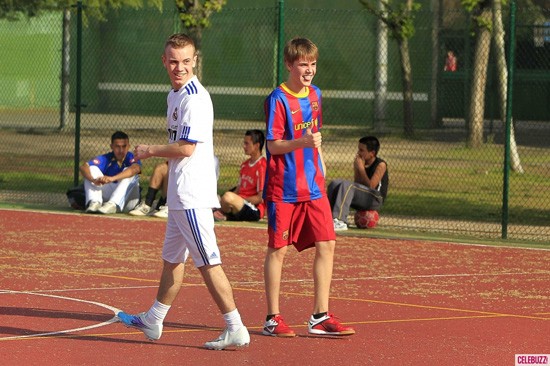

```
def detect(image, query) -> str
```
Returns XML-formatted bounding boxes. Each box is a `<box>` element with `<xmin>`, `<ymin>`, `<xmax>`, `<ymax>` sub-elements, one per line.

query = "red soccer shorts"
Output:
<box><xmin>267</xmin><ymin>197</ymin><xmax>336</xmax><ymax>252</ymax></box>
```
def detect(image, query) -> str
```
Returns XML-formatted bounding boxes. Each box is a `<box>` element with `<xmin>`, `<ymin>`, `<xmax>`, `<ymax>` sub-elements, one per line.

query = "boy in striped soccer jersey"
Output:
<box><xmin>262</xmin><ymin>37</ymin><xmax>355</xmax><ymax>337</ymax></box>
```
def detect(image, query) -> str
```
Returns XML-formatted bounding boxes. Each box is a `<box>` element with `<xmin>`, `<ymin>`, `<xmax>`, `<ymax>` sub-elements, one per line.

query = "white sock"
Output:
<box><xmin>223</xmin><ymin>308</ymin><xmax>244</xmax><ymax>332</ymax></box>
<box><xmin>145</xmin><ymin>300</ymin><xmax>170</xmax><ymax>325</ymax></box>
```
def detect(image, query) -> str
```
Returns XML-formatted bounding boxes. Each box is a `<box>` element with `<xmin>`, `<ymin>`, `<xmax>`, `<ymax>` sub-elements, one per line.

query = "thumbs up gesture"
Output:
<box><xmin>302</xmin><ymin>127</ymin><xmax>322</xmax><ymax>148</ymax></box>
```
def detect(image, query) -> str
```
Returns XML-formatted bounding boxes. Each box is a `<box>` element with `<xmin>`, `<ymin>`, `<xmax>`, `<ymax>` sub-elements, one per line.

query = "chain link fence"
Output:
<box><xmin>0</xmin><ymin>1</ymin><xmax>549</xmax><ymax>242</ymax></box>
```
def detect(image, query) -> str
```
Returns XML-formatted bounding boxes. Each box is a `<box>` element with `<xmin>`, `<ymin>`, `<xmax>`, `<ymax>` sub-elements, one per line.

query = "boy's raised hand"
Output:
<box><xmin>303</xmin><ymin>128</ymin><xmax>322</xmax><ymax>148</ymax></box>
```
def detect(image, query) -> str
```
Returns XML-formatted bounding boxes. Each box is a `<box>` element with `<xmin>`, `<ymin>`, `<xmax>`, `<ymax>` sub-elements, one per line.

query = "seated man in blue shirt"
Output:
<box><xmin>79</xmin><ymin>131</ymin><xmax>142</xmax><ymax>214</ymax></box>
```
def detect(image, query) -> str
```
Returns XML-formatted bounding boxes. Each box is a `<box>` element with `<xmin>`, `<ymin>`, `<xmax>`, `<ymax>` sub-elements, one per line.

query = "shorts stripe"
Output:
<box><xmin>185</xmin><ymin>209</ymin><xmax>209</xmax><ymax>265</ymax></box>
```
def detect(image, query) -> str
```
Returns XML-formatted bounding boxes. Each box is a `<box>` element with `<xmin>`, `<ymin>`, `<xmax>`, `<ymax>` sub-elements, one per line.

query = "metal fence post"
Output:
<box><xmin>276</xmin><ymin>0</ymin><xmax>285</xmax><ymax>86</ymax></box>
<box><xmin>73</xmin><ymin>0</ymin><xmax>83</xmax><ymax>187</ymax></box>
<box><xmin>502</xmin><ymin>0</ymin><xmax>517</xmax><ymax>239</ymax></box>
<box><xmin>59</xmin><ymin>8</ymin><xmax>71</xmax><ymax>130</ymax></box>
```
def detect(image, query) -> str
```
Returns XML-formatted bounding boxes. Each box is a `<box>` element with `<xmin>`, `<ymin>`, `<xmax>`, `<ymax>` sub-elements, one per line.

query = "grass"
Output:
<box><xmin>1</xmin><ymin>127</ymin><xmax>550</xmax><ymax>239</ymax></box>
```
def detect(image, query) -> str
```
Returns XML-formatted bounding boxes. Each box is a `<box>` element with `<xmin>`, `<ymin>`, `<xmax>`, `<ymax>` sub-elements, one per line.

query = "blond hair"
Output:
<box><xmin>164</xmin><ymin>33</ymin><xmax>196</xmax><ymax>53</ymax></box>
<box><xmin>284</xmin><ymin>37</ymin><xmax>318</xmax><ymax>64</ymax></box>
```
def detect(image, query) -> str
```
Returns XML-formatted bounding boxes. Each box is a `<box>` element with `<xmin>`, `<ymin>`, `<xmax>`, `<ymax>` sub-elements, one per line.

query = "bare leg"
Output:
<box><xmin>201</xmin><ymin>263</ymin><xmax>250</xmax><ymax>349</ymax></box>
<box><xmin>150</xmin><ymin>162</ymin><xmax>168</xmax><ymax>190</ymax></box>
<box><xmin>313</xmin><ymin>240</ymin><xmax>335</xmax><ymax>314</ymax></box>
<box><xmin>156</xmin><ymin>260</ymin><xmax>185</xmax><ymax>305</ymax></box>
<box><xmin>198</xmin><ymin>264</ymin><xmax>237</xmax><ymax>314</ymax></box>
<box><xmin>220</xmin><ymin>191</ymin><xmax>245</xmax><ymax>214</ymax></box>
<box><xmin>264</xmin><ymin>245</ymin><xmax>288</xmax><ymax>315</ymax></box>
<box><xmin>160</xmin><ymin>161</ymin><xmax>168</xmax><ymax>198</ymax></box>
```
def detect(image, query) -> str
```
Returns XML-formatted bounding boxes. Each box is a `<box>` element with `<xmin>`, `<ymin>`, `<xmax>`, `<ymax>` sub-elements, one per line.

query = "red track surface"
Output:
<box><xmin>0</xmin><ymin>209</ymin><xmax>548</xmax><ymax>365</ymax></box>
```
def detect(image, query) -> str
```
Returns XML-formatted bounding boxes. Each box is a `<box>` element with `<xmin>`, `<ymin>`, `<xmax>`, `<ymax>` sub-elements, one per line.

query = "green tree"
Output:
<box><xmin>462</xmin><ymin>0</ymin><xmax>492</xmax><ymax>148</ymax></box>
<box><xmin>360</xmin><ymin>0</ymin><xmax>421</xmax><ymax>137</ymax></box>
<box><xmin>0</xmin><ymin>0</ymin><xmax>163</xmax><ymax>21</ymax></box>
<box><xmin>491</xmin><ymin>0</ymin><xmax>523</xmax><ymax>173</ymax></box>
<box><xmin>174</xmin><ymin>0</ymin><xmax>226</xmax><ymax>79</ymax></box>
<box><xmin>461</xmin><ymin>0</ymin><xmax>531</xmax><ymax>173</ymax></box>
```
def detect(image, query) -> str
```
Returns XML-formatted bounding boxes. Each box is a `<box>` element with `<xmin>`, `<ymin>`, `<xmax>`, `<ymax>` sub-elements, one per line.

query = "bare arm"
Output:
<box><xmin>266</xmin><ymin>128</ymin><xmax>322</xmax><ymax>155</ymax></box>
<box><xmin>79</xmin><ymin>163</ymin><xmax>95</xmax><ymax>183</ymax></box>
<box><xmin>318</xmin><ymin>147</ymin><xmax>327</xmax><ymax>177</ymax></box>
<box><xmin>241</xmin><ymin>191</ymin><xmax>263</xmax><ymax>206</ymax></box>
<box><xmin>134</xmin><ymin>140</ymin><xmax>196</xmax><ymax>160</ymax></box>
<box><xmin>99</xmin><ymin>163</ymin><xmax>141</xmax><ymax>184</ymax></box>
<box><xmin>355</xmin><ymin>157</ymin><xmax>386</xmax><ymax>189</ymax></box>
<box><xmin>80</xmin><ymin>162</ymin><xmax>141</xmax><ymax>185</ymax></box>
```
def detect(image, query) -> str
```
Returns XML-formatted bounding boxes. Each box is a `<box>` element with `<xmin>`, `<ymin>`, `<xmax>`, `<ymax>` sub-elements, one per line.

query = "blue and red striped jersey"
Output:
<box><xmin>264</xmin><ymin>83</ymin><xmax>326</xmax><ymax>203</ymax></box>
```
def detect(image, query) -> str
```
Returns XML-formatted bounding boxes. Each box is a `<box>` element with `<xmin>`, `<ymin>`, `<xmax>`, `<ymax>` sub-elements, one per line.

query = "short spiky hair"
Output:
<box><xmin>284</xmin><ymin>37</ymin><xmax>318</xmax><ymax>64</ymax></box>
<box><xmin>245</xmin><ymin>129</ymin><xmax>265</xmax><ymax>153</ymax></box>
<box><xmin>111</xmin><ymin>131</ymin><xmax>129</xmax><ymax>143</ymax></box>
<box><xmin>164</xmin><ymin>33</ymin><xmax>196</xmax><ymax>53</ymax></box>
<box><xmin>359</xmin><ymin>136</ymin><xmax>380</xmax><ymax>155</ymax></box>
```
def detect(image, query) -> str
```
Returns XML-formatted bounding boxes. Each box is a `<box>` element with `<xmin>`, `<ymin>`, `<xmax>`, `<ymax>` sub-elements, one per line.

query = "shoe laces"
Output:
<box><xmin>267</xmin><ymin>314</ymin><xmax>287</xmax><ymax>327</ymax></box>
<box><xmin>315</xmin><ymin>312</ymin><xmax>338</xmax><ymax>323</ymax></box>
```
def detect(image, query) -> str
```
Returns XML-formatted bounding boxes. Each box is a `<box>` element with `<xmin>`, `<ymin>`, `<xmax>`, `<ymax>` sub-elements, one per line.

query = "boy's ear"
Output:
<box><xmin>284</xmin><ymin>60</ymin><xmax>292</xmax><ymax>71</ymax></box>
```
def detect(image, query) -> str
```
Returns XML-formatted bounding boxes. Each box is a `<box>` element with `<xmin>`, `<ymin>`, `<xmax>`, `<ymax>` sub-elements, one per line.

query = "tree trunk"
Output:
<box><xmin>430</xmin><ymin>0</ymin><xmax>440</xmax><ymax>127</ymax></box>
<box><xmin>468</xmin><ymin>5</ymin><xmax>492</xmax><ymax>148</ymax></box>
<box><xmin>399</xmin><ymin>37</ymin><xmax>414</xmax><ymax>137</ymax></box>
<box><xmin>188</xmin><ymin>27</ymin><xmax>203</xmax><ymax>81</ymax></box>
<box><xmin>492</xmin><ymin>0</ymin><xmax>524</xmax><ymax>173</ymax></box>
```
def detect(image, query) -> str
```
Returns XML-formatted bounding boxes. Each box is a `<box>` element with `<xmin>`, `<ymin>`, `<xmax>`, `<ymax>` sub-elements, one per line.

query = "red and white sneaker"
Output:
<box><xmin>262</xmin><ymin>314</ymin><xmax>296</xmax><ymax>337</ymax></box>
<box><xmin>308</xmin><ymin>313</ymin><xmax>355</xmax><ymax>336</ymax></box>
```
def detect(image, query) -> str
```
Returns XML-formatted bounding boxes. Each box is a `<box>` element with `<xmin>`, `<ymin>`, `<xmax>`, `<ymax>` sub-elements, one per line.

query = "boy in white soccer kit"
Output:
<box><xmin>117</xmin><ymin>33</ymin><xmax>250</xmax><ymax>350</ymax></box>
<box><xmin>162</xmin><ymin>77</ymin><xmax>221</xmax><ymax>267</ymax></box>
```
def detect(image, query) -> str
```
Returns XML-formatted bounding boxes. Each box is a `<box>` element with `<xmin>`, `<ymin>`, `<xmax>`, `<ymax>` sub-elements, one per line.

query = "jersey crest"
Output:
<box><xmin>172</xmin><ymin>107</ymin><xmax>178</xmax><ymax>121</ymax></box>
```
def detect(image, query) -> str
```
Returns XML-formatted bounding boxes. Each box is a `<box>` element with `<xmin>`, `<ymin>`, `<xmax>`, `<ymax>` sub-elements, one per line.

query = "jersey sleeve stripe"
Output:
<box><xmin>185</xmin><ymin>81</ymin><xmax>198</xmax><ymax>95</ymax></box>
<box><xmin>179</xmin><ymin>125</ymin><xmax>190</xmax><ymax>140</ymax></box>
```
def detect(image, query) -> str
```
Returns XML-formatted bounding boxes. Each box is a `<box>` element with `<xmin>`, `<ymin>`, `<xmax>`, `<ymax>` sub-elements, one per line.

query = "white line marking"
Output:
<box><xmin>1</xmin><ymin>270</ymin><xmax>544</xmax><ymax>295</ymax></box>
<box><xmin>0</xmin><ymin>290</ymin><xmax>121</xmax><ymax>341</ymax></box>
<box><xmin>0</xmin><ymin>285</ymin><xmax>159</xmax><ymax>294</ymax></box>
<box><xmin>97</xmin><ymin>83</ymin><xmax>430</xmax><ymax>101</ymax></box>
<box><xmin>233</xmin><ymin>271</ymin><xmax>549</xmax><ymax>286</ymax></box>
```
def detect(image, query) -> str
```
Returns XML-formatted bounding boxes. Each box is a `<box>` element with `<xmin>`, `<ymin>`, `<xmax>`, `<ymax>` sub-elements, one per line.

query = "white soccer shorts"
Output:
<box><xmin>162</xmin><ymin>208</ymin><xmax>221</xmax><ymax>267</ymax></box>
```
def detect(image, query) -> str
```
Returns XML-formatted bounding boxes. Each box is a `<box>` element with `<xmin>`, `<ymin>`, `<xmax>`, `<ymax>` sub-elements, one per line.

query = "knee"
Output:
<box><xmin>220</xmin><ymin>191</ymin><xmax>236</xmax><ymax>205</ymax></box>
<box><xmin>88</xmin><ymin>165</ymin><xmax>103</xmax><ymax>180</ymax></box>
<box><xmin>162</xmin><ymin>260</ymin><xmax>180</xmax><ymax>271</ymax></box>
<box><xmin>155</xmin><ymin>162</ymin><xmax>168</xmax><ymax>176</ymax></box>
<box><xmin>328</xmin><ymin>180</ymin><xmax>339</xmax><ymax>190</ymax></box>
<box><xmin>316</xmin><ymin>240</ymin><xmax>335</xmax><ymax>255</ymax></box>
<box><xmin>266</xmin><ymin>246</ymin><xmax>287</xmax><ymax>262</ymax></box>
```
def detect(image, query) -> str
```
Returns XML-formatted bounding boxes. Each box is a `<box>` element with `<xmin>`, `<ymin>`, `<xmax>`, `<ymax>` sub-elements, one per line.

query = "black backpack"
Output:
<box><xmin>66</xmin><ymin>184</ymin><xmax>86</xmax><ymax>210</ymax></box>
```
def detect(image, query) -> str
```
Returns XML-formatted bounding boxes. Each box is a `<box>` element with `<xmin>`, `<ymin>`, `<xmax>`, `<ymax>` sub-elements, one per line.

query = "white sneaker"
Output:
<box><xmin>98</xmin><ymin>201</ymin><xmax>117</xmax><ymax>214</ymax></box>
<box><xmin>204</xmin><ymin>326</ymin><xmax>250</xmax><ymax>350</ymax></box>
<box><xmin>129</xmin><ymin>201</ymin><xmax>151</xmax><ymax>216</ymax></box>
<box><xmin>152</xmin><ymin>205</ymin><xmax>168</xmax><ymax>218</ymax></box>
<box><xmin>117</xmin><ymin>311</ymin><xmax>162</xmax><ymax>341</ymax></box>
<box><xmin>86</xmin><ymin>201</ymin><xmax>102</xmax><ymax>213</ymax></box>
<box><xmin>333</xmin><ymin>218</ymin><xmax>348</xmax><ymax>231</ymax></box>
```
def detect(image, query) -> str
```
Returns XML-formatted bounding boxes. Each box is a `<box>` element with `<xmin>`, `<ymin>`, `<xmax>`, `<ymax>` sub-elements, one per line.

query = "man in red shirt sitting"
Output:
<box><xmin>214</xmin><ymin>129</ymin><xmax>266</xmax><ymax>222</ymax></box>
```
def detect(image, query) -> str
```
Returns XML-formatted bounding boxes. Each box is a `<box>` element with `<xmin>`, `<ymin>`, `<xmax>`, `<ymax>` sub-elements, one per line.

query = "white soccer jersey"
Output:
<box><xmin>165</xmin><ymin>76</ymin><xmax>220</xmax><ymax>210</ymax></box>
